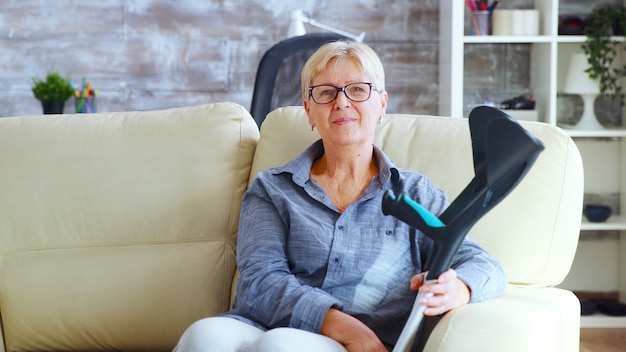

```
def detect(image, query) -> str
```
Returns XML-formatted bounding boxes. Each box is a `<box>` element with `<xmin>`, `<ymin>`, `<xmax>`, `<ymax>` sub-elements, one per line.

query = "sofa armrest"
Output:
<box><xmin>425</xmin><ymin>286</ymin><xmax>580</xmax><ymax>352</ymax></box>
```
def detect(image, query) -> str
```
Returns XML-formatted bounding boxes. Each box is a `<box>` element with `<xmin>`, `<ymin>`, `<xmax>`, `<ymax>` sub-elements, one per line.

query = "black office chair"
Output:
<box><xmin>250</xmin><ymin>32</ymin><xmax>350</xmax><ymax>127</ymax></box>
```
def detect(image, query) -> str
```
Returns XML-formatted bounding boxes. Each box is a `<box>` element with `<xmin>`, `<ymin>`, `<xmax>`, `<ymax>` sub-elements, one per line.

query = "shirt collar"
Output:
<box><xmin>274</xmin><ymin>139</ymin><xmax>398</xmax><ymax>187</ymax></box>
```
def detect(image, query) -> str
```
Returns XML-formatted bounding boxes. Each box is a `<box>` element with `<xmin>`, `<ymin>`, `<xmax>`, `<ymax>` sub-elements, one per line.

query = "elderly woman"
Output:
<box><xmin>174</xmin><ymin>41</ymin><xmax>507</xmax><ymax>352</ymax></box>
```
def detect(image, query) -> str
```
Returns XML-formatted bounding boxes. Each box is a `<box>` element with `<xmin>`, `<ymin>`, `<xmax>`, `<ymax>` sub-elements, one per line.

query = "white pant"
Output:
<box><xmin>173</xmin><ymin>317</ymin><xmax>348</xmax><ymax>352</ymax></box>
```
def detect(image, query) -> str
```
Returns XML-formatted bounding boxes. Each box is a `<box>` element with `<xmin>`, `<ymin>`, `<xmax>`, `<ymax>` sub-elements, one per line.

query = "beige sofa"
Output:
<box><xmin>0</xmin><ymin>103</ymin><xmax>582</xmax><ymax>351</ymax></box>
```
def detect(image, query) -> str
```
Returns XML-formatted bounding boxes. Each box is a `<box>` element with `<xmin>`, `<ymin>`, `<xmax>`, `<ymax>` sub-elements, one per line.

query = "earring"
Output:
<box><xmin>311</xmin><ymin>124</ymin><xmax>315</xmax><ymax>131</ymax></box>
<box><xmin>378</xmin><ymin>115</ymin><xmax>384</xmax><ymax>125</ymax></box>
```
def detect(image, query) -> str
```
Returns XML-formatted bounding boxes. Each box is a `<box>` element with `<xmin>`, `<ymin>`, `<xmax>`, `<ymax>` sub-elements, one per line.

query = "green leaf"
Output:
<box><xmin>31</xmin><ymin>71</ymin><xmax>75</xmax><ymax>102</ymax></box>
<box><xmin>581</xmin><ymin>4</ymin><xmax>626</xmax><ymax>105</ymax></box>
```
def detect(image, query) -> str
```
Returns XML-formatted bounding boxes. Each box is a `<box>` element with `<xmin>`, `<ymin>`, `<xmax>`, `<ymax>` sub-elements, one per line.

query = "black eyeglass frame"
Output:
<box><xmin>308</xmin><ymin>82</ymin><xmax>377</xmax><ymax>104</ymax></box>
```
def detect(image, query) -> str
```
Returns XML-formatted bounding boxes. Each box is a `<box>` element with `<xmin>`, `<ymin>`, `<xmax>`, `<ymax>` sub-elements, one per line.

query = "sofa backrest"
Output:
<box><xmin>0</xmin><ymin>103</ymin><xmax>259</xmax><ymax>351</ymax></box>
<box><xmin>251</xmin><ymin>106</ymin><xmax>583</xmax><ymax>288</ymax></box>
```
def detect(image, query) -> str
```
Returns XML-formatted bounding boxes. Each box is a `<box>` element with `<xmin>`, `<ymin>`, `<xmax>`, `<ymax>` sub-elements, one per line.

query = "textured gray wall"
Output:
<box><xmin>1</xmin><ymin>0</ymin><xmax>621</xmax><ymax>119</ymax></box>
<box><xmin>0</xmin><ymin>0</ymin><xmax>439</xmax><ymax>117</ymax></box>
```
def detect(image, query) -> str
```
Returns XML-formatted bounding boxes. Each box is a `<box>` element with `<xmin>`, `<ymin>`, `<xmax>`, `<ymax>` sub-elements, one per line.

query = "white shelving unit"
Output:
<box><xmin>439</xmin><ymin>0</ymin><xmax>626</xmax><ymax>328</ymax></box>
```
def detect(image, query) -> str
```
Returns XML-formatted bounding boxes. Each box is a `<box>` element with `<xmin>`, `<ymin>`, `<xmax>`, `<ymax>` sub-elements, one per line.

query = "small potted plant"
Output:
<box><xmin>581</xmin><ymin>4</ymin><xmax>626</xmax><ymax>105</ymax></box>
<box><xmin>31</xmin><ymin>71</ymin><xmax>75</xmax><ymax>114</ymax></box>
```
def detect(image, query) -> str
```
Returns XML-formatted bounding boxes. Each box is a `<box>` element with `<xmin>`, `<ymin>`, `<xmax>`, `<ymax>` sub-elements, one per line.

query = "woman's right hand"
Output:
<box><xmin>321</xmin><ymin>308</ymin><xmax>387</xmax><ymax>352</ymax></box>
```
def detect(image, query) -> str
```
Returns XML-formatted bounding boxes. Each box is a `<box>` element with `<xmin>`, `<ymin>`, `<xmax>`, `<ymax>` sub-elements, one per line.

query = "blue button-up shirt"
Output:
<box><xmin>225</xmin><ymin>140</ymin><xmax>507</xmax><ymax>349</ymax></box>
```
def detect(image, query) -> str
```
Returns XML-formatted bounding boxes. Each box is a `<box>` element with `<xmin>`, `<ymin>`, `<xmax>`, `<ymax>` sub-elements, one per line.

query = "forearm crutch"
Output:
<box><xmin>382</xmin><ymin>106</ymin><xmax>545</xmax><ymax>352</ymax></box>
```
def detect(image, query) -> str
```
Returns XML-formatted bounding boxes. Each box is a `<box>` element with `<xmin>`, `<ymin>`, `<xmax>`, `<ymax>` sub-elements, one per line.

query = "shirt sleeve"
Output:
<box><xmin>230</xmin><ymin>176</ymin><xmax>343</xmax><ymax>333</ymax></box>
<box><xmin>450</xmin><ymin>235</ymin><xmax>508</xmax><ymax>303</ymax></box>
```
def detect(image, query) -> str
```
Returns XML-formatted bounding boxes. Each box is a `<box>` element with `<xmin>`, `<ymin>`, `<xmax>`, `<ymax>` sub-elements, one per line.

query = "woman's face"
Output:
<box><xmin>303</xmin><ymin>59</ymin><xmax>388</xmax><ymax>149</ymax></box>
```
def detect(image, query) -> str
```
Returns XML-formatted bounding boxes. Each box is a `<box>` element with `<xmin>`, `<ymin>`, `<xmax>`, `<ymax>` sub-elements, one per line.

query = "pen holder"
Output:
<box><xmin>470</xmin><ymin>10</ymin><xmax>491</xmax><ymax>35</ymax></box>
<box><xmin>75</xmin><ymin>96</ymin><xmax>96</xmax><ymax>114</ymax></box>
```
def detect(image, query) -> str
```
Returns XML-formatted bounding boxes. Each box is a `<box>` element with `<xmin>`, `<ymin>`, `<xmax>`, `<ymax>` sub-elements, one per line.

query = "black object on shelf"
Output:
<box><xmin>500</xmin><ymin>96</ymin><xmax>536</xmax><ymax>110</ymax></box>
<box><xmin>583</xmin><ymin>204</ymin><xmax>612</xmax><ymax>222</ymax></box>
<box><xmin>559</xmin><ymin>15</ymin><xmax>586</xmax><ymax>35</ymax></box>
<box><xmin>581</xmin><ymin>298</ymin><xmax>626</xmax><ymax>316</ymax></box>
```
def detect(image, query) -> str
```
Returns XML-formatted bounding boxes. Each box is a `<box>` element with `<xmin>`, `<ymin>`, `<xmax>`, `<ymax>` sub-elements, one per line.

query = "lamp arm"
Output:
<box><xmin>306</xmin><ymin>18</ymin><xmax>366</xmax><ymax>42</ymax></box>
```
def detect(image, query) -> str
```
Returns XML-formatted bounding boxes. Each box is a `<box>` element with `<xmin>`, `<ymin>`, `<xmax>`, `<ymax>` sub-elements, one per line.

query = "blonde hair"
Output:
<box><xmin>301</xmin><ymin>41</ymin><xmax>386</xmax><ymax>101</ymax></box>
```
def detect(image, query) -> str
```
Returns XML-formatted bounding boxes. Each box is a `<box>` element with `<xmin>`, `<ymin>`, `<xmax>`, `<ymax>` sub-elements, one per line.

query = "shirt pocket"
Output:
<box><xmin>286</xmin><ymin>223</ymin><xmax>333</xmax><ymax>278</ymax></box>
<box><xmin>355</xmin><ymin>228</ymin><xmax>415</xmax><ymax>284</ymax></box>
<box><xmin>350</xmin><ymin>227</ymin><xmax>416</xmax><ymax>309</ymax></box>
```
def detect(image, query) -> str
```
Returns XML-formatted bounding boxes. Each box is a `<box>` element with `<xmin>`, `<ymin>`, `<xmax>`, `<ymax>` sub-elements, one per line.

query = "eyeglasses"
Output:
<box><xmin>308</xmin><ymin>82</ymin><xmax>376</xmax><ymax>104</ymax></box>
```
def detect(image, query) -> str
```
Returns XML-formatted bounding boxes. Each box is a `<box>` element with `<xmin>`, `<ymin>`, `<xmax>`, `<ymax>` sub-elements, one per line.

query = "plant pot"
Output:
<box><xmin>41</xmin><ymin>100</ymin><xmax>66</xmax><ymax>114</ymax></box>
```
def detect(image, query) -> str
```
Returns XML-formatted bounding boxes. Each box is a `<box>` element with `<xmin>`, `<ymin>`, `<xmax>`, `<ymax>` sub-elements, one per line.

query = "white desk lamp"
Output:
<box><xmin>287</xmin><ymin>9</ymin><xmax>366</xmax><ymax>42</ymax></box>
<box><xmin>563</xmin><ymin>53</ymin><xmax>604</xmax><ymax>130</ymax></box>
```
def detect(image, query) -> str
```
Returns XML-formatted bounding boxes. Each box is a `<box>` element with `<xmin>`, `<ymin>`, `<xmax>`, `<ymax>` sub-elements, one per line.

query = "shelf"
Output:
<box><xmin>463</xmin><ymin>35</ymin><xmax>552</xmax><ymax>44</ymax></box>
<box><xmin>442</xmin><ymin>0</ymin><xmax>626</xmax><ymax>305</ymax></box>
<box><xmin>581</xmin><ymin>314</ymin><xmax>626</xmax><ymax>328</ymax></box>
<box><xmin>557</xmin><ymin>35</ymin><xmax>625</xmax><ymax>44</ymax></box>
<box><xmin>463</xmin><ymin>35</ymin><xmax>624</xmax><ymax>44</ymax></box>
<box><xmin>557</xmin><ymin>35</ymin><xmax>586</xmax><ymax>43</ymax></box>
<box><xmin>581</xmin><ymin>215</ymin><xmax>626</xmax><ymax>231</ymax></box>
<box><xmin>563</xmin><ymin>128</ymin><xmax>626</xmax><ymax>138</ymax></box>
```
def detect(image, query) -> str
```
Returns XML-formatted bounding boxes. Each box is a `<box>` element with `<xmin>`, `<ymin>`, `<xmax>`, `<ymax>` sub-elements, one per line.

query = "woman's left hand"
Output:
<box><xmin>410</xmin><ymin>269</ymin><xmax>470</xmax><ymax>316</ymax></box>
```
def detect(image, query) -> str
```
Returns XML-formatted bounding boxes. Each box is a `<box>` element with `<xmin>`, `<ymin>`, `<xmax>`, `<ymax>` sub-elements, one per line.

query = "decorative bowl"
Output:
<box><xmin>583</xmin><ymin>204</ymin><xmax>612</xmax><ymax>223</ymax></box>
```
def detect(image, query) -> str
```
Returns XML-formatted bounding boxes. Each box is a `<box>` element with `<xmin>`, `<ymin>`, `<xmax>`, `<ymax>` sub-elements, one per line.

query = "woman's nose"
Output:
<box><xmin>333</xmin><ymin>90</ymin><xmax>351</xmax><ymax>107</ymax></box>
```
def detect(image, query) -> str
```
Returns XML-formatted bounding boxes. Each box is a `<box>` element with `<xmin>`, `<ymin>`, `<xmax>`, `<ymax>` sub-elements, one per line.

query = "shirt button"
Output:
<box><xmin>338</xmin><ymin>225</ymin><xmax>344</xmax><ymax>230</ymax></box>
<box><xmin>386</xmin><ymin>230</ymin><xmax>393</xmax><ymax>235</ymax></box>
<box><xmin>334</xmin><ymin>257</ymin><xmax>339</xmax><ymax>263</ymax></box>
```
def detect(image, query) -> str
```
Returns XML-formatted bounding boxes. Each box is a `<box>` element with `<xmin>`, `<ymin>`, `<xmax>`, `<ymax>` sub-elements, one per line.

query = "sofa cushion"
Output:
<box><xmin>252</xmin><ymin>106</ymin><xmax>583</xmax><ymax>288</ymax></box>
<box><xmin>0</xmin><ymin>103</ymin><xmax>259</xmax><ymax>351</ymax></box>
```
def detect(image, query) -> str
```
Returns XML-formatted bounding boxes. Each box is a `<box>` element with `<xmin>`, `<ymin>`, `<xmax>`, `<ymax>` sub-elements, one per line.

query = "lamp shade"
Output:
<box><xmin>563</xmin><ymin>53</ymin><xmax>600</xmax><ymax>95</ymax></box>
<box><xmin>287</xmin><ymin>9</ymin><xmax>307</xmax><ymax>38</ymax></box>
<box><xmin>285</xmin><ymin>9</ymin><xmax>365</xmax><ymax>42</ymax></box>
